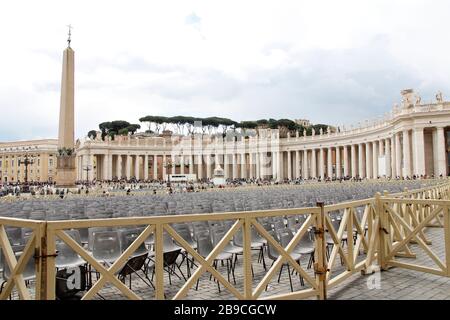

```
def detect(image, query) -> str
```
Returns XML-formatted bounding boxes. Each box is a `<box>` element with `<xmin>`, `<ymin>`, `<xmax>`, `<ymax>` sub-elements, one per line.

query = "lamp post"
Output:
<box><xmin>83</xmin><ymin>165</ymin><xmax>92</xmax><ymax>183</ymax></box>
<box><xmin>18</xmin><ymin>148</ymin><xmax>34</xmax><ymax>188</ymax></box>
<box><xmin>163</xmin><ymin>158</ymin><xmax>173</xmax><ymax>187</ymax></box>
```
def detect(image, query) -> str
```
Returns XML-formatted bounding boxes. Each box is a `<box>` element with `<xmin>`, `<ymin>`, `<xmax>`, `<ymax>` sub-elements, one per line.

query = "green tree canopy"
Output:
<box><xmin>98</xmin><ymin>120</ymin><xmax>140</xmax><ymax>140</ymax></box>
<box><xmin>126</xmin><ymin>124</ymin><xmax>141</xmax><ymax>134</ymax></box>
<box><xmin>118</xmin><ymin>128</ymin><xmax>129</xmax><ymax>136</ymax></box>
<box><xmin>101</xmin><ymin>115</ymin><xmax>331</xmax><ymax>138</ymax></box>
<box><xmin>87</xmin><ymin>130</ymin><xmax>97</xmax><ymax>139</ymax></box>
<box><xmin>238</xmin><ymin>121</ymin><xmax>258</xmax><ymax>130</ymax></box>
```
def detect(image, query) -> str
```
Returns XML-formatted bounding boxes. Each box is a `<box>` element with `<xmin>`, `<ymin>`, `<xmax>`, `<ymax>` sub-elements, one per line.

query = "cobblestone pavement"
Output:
<box><xmin>3</xmin><ymin>226</ymin><xmax>450</xmax><ymax>300</ymax></box>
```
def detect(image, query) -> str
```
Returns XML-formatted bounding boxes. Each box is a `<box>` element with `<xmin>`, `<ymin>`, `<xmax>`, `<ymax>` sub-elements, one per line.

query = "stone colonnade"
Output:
<box><xmin>76</xmin><ymin>125</ymin><xmax>448</xmax><ymax>181</ymax></box>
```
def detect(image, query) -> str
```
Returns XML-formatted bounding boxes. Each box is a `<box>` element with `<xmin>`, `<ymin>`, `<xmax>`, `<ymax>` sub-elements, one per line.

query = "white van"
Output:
<box><xmin>166</xmin><ymin>174</ymin><xmax>196</xmax><ymax>182</ymax></box>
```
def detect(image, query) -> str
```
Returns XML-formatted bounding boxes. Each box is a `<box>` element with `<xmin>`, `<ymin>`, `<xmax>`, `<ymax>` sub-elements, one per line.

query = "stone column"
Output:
<box><xmin>372</xmin><ymin>141</ymin><xmax>379</xmax><ymax>178</ymax></box>
<box><xmin>259</xmin><ymin>152</ymin><xmax>264</xmax><ymax>179</ymax></box>
<box><xmin>379</xmin><ymin>140</ymin><xmax>384</xmax><ymax>157</ymax></box>
<box><xmin>162</xmin><ymin>154</ymin><xmax>167</xmax><ymax>180</ymax></box>
<box><xmin>319</xmin><ymin>148</ymin><xmax>325</xmax><ymax>179</ymax></box>
<box><xmin>358</xmin><ymin>143</ymin><xmax>364</xmax><ymax>178</ymax></box>
<box><xmin>248</xmin><ymin>153</ymin><xmax>254</xmax><ymax>178</ymax></box>
<box><xmin>402</xmin><ymin>130</ymin><xmax>411</xmax><ymax>178</ymax></box>
<box><xmin>395</xmin><ymin>133</ymin><xmax>402</xmax><ymax>178</ymax></box>
<box><xmin>91</xmin><ymin>154</ymin><xmax>97</xmax><ymax>181</ymax></box>
<box><xmin>144</xmin><ymin>155</ymin><xmax>149</xmax><ymax>180</ymax></box>
<box><xmin>253</xmin><ymin>152</ymin><xmax>258</xmax><ymax>178</ymax></box>
<box><xmin>336</xmin><ymin>147</ymin><xmax>341</xmax><ymax>178</ymax></box>
<box><xmin>102</xmin><ymin>154</ymin><xmax>108</xmax><ymax>180</ymax></box>
<box><xmin>78</xmin><ymin>155</ymin><xmax>83</xmax><ymax>180</ymax></box>
<box><xmin>86</xmin><ymin>155</ymin><xmax>92</xmax><ymax>181</ymax></box>
<box><xmin>351</xmin><ymin>144</ymin><xmax>357</xmax><ymax>178</ymax></box>
<box><xmin>261</xmin><ymin>152</ymin><xmax>267</xmax><ymax>179</ymax></box>
<box><xmin>80</xmin><ymin>155</ymin><xmax>88</xmax><ymax>180</ymax></box>
<box><xmin>311</xmin><ymin>149</ymin><xmax>317</xmax><ymax>178</ymax></box>
<box><xmin>180</xmin><ymin>155</ymin><xmax>185</xmax><ymax>174</ymax></box>
<box><xmin>77</xmin><ymin>156</ymin><xmax>82</xmax><ymax>180</ymax></box>
<box><xmin>295</xmin><ymin>150</ymin><xmax>300</xmax><ymax>179</ymax></box>
<box><xmin>81</xmin><ymin>155</ymin><xmax>85</xmax><ymax>180</ymax></box>
<box><xmin>343</xmin><ymin>146</ymin><xmax>349</xmax><ymax>177</ymax></box>
<box><xmin>277</xmin><ymin>151</ymin><xmax>283</xmax><ymax>181</ymax></box>
<box><xmin>303</xmin><ymin>149</ymin><xmax>309</xmax><ymax>179</ymax></box>
<box><xmin>171</xmin><ymin>156</ymin><xmax>176</xmax><ymax>175</ymax></box>
<box><xmin>134</xmin><ymin>155</ymin><xmax>140</xmax><ymax>180</ymax></box>
<box><xmin>232</xmin><ymin>154</ymin><xmax>238</xmax><ymax>179</ymax></box>
<box><xmin>255</xmin><ymin>153</ymin><xmax>260</xmax><ymax>179</ymax></box>
<box><xmin>224</xmin><ymin>154</ymin><xmax>229</xmax><ymax>179</ymax></box>
<box><xmin>287</xmin><ymin>151</ymin><xmax>292</xmax><ymax>180</ymax></box>
<box><xmin>327</xmin><ymin>148</ymin><xmax>333</xmax><ymax>178</ymax></box>
<box><xmin>436</xmin><ymin>127</ymin><xmax>447</xmax><ymax>176</ymax></box>
<box><xmin>390</xmin><ymin>137</ymin><xmax>396</xmax><ymax>178</ymax></box>
<box><xmin>107</xmin><ymin>154</ymin><xmax>113</xmax><ymax>180</ymax></box>
<box><xmin>413</xmin><ymin>128</ymin><xmax>425</xmax><ymax>176</ymax></box>
<box><xmin>365</xmin><ymin>143</ymin><xmax>372</xmax><ymax>179</ymax></box>
<box><xmin>207</xmin><ymin>155</ymin><xmax>212</xmax><ymax>179</ymax></box>
<box><xmin>189</xmin><ymin>155</ymin><xmax>194</xmax><ymax>175</ymax></box>
<box><xmin>379</xmin><ymin>140</ymin><xmax>384</xmax><ymax>176</ymax></box>
<box><xmin>197</xmin><ymin>154</ymin><xmax>203</xmax><ymax>180</ymax></box>
<box><xmin>116</xmin><ymin>155</ymin><xmax>122</xmax><ymax>179</ymax></box>
<box><xmin>241</xmin><ymin>153</ymin><xmax>246</xmax><ymax>179</ymax></box>
<box><xmin>153</xmin><ymin>155</ymin><xmax>158</xmax><ymax>180</ymax></box>
<box><xmin>268</xmin><ymin>151</ymin><xmax>277</xmax><ymax>180</ymax></box>
<box><xmin>385</xmin><ymin>138</ymin><xmax>391</xmax><ymax>177</ymax></box>
<box><xmin>126</xmin><ymin>155</ymin><xmax>131</xmax><ymax>180</ymax></box>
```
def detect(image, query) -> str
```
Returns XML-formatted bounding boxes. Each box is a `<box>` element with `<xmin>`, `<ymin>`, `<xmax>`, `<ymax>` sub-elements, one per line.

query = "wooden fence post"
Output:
<box><xmin>314</xmin><ymin>201</ymin><xmax>327</xmax><ymax>300</ymax></box>
<box><xmin>443</xmin><ymin>205</ymin><xmax>450</xmax><ymax>277</ymax></box>
<box><xmin>243</xmin><ymin>216</ymin><xmax>253</xmax><ymax>299</ymax></box>
<box><xmin>34</xmin><ymin>222</ymin><xmax>56</xmax><ymax>300</ymax></box>
<box><xmin>376</xmin><ymin>192</ymin><xmax>389</xmax><ymax>270</ymax></box>
<box><xmin>34</xmin><ymin>222</ymin><xmax>44</xmax><ymax>300</ymax></box>
<box><xmin>154</xmin><ymin>223</ymin><xmax>165</xmax><ymax>299</ymax></box>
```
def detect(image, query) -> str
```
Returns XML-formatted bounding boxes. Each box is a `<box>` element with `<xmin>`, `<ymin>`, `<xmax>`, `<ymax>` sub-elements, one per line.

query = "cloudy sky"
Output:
<box><xmin>1</xmin><ymin>0</ymin><xmax>450</xmax><ymax>141</ymax></box>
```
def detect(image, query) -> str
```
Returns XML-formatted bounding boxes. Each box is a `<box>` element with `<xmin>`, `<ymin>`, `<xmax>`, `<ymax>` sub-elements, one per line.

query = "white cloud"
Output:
<box><xmin>0</xmin><ymin>0</ymin><xmax>449</xmax><ymax>141</ymax></box>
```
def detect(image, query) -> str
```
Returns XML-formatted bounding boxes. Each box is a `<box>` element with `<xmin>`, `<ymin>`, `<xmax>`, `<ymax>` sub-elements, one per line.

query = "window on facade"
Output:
<box><xmin>49</xmin><ymin>159</ymin><xmax>53</xmax><ymax>167</ymax></box>
<box><xmin>11</xmin><ymin>160</ymin><xmax>14</xmax><ymax>167</ymax></box>
<box><xmin>38</xmin><ymin>159</ymin><xmax>40</xmax><ymax>166</ymax></box>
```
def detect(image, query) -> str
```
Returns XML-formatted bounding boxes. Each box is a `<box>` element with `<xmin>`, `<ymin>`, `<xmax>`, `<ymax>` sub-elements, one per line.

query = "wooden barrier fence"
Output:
<box><xmin>0</xmin><ymin>181</ymin><xmax>450</xmax><ymax>300</ymax></box>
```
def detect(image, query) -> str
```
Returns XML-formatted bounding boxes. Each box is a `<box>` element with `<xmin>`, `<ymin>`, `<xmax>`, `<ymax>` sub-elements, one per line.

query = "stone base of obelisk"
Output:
<box><xmin>55</xmin><ymin>155</ymin><xmax>77</xmax><ymax>188</ymax></box>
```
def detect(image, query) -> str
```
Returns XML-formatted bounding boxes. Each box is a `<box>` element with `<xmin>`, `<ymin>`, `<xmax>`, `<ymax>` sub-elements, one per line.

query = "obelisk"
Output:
<box><xmin>55</xmin><ymin>26</ymin><xmax>77</xmax><ymax>187</ymax></box>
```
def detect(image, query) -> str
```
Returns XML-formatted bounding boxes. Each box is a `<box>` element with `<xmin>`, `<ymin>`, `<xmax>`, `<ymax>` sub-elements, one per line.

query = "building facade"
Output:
<box><xmin>0</xmin><ymin>139</ymin><xmax>58</xmax><ymax>183</ymax></box>
<box><xmin>2</xmin><ymin>91</ymin><xmax>449</xmax><ymax>183</ymax></box>
<box><xmin>76</xmin><ymin>92</ymin><xmax>450</xmax><ymax>182</ymax></box>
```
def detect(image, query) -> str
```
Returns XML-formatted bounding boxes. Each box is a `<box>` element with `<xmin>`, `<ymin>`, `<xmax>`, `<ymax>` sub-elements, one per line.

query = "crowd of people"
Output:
<box><xmin>0</xmin><ymin>173</ymin><xmax>446</xmax><ymax>199</ymax></box>
<box><xmin>0</xmin><ymin>181</ymin><xmax>56</xmax><ymax>197</ymax></box>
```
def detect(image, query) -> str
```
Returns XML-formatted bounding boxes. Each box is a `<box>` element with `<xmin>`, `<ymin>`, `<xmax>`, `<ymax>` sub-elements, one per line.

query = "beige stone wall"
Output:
<box><xmin>0</xmin><ymin>139</ymin><xmax>57</xmax><ymax>183</ymax></box>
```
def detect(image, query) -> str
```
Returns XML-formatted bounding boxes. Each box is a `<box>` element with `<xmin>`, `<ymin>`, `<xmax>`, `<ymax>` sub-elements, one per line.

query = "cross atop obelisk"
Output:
<box><xmin>67</xmin><ymin>24</ymin><xmax>73</xmax><ymax>47</ymax></box>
